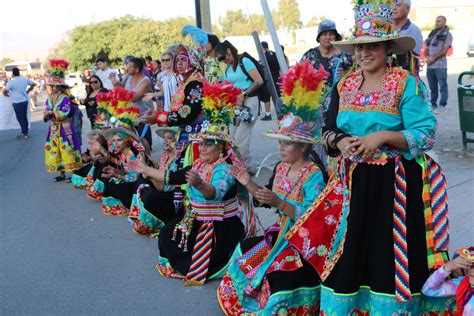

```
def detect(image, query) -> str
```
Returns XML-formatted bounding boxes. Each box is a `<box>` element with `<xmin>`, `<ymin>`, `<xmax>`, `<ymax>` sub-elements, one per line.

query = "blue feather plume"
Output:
<box><xmin>182</xmin><ymin>24</ymin><xmax>208</xmax><ymax>46</ymax></box>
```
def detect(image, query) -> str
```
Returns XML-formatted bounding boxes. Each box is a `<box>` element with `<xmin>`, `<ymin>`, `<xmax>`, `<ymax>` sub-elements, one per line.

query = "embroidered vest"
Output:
<box><xmin>272</xmin><ymin>162</ymin><xmax>319</xmax><ymax>204</ymax></box>
<box><xmin>337</xmin><ymin>67</ymin><xmax>409</xmax><ymax>116</ymax></box>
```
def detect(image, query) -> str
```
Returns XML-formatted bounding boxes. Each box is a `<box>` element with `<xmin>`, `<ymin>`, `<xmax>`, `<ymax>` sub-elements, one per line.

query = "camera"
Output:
<box><xmin>234</xmin><ymin>106</ymin><xmax>254</xmax><ymax>123</ymax></box>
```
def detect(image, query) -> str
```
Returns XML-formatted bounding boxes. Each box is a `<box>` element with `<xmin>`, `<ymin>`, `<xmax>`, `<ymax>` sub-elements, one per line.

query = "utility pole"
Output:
<box><xmin>195</xmin><ymin>0</ymin><xmax>212</xmax><ymax>32</ymax></box>
<box><xmin>260</xmin><ymin>0</ymin><xmax>288</xmax><ymax>74</ymax></box>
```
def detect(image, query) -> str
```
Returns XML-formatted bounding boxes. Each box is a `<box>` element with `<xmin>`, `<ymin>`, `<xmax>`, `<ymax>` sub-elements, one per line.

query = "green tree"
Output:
<box><xmin>217</xmin><ymin>10</ymin><xmax>283</xmax><ymax>36</ymax></box>
<box><xmin>219</xmin><ymin>9</ymin><xmax>251</xmax><ymax>36</ymax></box>
<box><xmin>305</xmin><ymin>16</ymin><xmax>328</xmax><ymax>27</ymax></box>
<box><xmin>48</xmin><ymin>16</ymin><xmax>195</xmax><ymax>71</ymax></box>
<box><xmin>278</xmin><ymin>0</ymin><xmax>302</xmax><ymax>30</ymax></box>
<box><xmin>0</xmin><ymin>57</ymin><xmax>14</xmax><ymax>68</ymax></box>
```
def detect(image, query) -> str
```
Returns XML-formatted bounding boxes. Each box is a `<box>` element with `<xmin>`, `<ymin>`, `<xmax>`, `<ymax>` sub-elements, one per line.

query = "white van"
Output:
<box><xmin>3</xmin><ymin>61</ymin><xmax>33</xmax><ymax>78</ymax></box>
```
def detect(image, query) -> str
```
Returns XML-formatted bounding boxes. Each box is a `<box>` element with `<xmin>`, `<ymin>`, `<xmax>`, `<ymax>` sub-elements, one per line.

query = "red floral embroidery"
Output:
<box><xmin>337</xmin><ymin>68</ymin><xmax>409</xmax><ymax>115</ymax></box>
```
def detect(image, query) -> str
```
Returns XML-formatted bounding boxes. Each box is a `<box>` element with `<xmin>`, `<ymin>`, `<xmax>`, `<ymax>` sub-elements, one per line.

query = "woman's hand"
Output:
<box><xmin>236</xmin><ymin>93</ymin><xmax>245</xmax><ymax>107</ymax></box>
<box><xmin>141</xmin><ymin>109</ymin><xmax>158</xmax><ymax>125</ymax></box>
<box><xmin>255</xmin><ymin>187</ymin><xmax>281</xmax><ymax>208</ymax></box>
<box><xmin>444</xmin><ymin>256</ymin><xmax>471</xmax><ymax>273</ymax></box>
<box><xmin>143</xmin><ymin>93</ymin><xmax>156</xmax><ymax>102</ymax></box>
<box><xmin>127</xmin><ymin>156</ymin><xmax>152</xmax><ymax>177</ymax></box>
<box><xmin>336</xmin><ymin>136</ymin><xmax>359</xmax><ymax>157</ymax></box>
<box><xmin>43</xmin><ymin>110</ymin><xmax>54</xmax><ymax>121</ymax></box>
<box><xmin>347</xmin><ymin>131</ymin><xmax>387</xmax><ymax>157</ymax></box>
<box><xmin>109</xmin><ymin>73</ymin><xmax>118</xmax><ymax>86</ymax></box>
<box><xmin>186</xmin><ymin>169</ymin><xmax>204</xmax><ymax>188</ymax></box>
<box><xmin>101</xmin><ymin>166</ymin><xmax>118</xmax><ymax>178</ymax></box>
<box><xmin>230</xmin><ymin>162</ymin><xmax>251</xmax><ymax>186</ymax></box>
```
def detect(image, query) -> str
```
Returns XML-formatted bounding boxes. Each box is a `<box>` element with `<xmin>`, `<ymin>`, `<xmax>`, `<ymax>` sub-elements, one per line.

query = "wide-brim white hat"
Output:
<box><xmin>332</xmin><ymin>35</ymin><xmax>416</xmax><ymax>55</ymax></box>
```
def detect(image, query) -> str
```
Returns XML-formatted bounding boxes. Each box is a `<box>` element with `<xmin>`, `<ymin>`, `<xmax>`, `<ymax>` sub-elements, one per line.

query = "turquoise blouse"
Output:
<box><xmin>188</xmin><ymin>162</ymin><xmax>235</xmax><ymax>202</ymax></box>
<box><xmin>335</xmin><ymin>69</ymin><xmax>437</xmax><ymax>160</ymax></box>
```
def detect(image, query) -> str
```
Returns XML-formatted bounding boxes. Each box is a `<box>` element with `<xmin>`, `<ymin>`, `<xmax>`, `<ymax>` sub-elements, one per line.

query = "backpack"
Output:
<box><xmin>235</xmin><ymin>52</ymin><xmax>269</xmax><ymax>98</ymax></box>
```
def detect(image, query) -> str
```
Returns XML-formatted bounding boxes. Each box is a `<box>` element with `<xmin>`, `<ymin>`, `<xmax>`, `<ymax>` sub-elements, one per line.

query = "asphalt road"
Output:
<box><xmin>1</xmin><ymin>57</ymin><xmax>473</xmax><ymax>315</ymax></box>
<box><xmin>0</xmin><ymin>120</ymin><xmax>223</xmax><ymax>315</ymax></box>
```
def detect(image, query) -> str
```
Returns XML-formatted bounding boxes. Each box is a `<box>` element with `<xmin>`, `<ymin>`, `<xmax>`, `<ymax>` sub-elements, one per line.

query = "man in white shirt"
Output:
<box><xmin>3</xmin><ymin>68</ymin><xmax>36</xmax><ymax>139</ymax></box>
<box><xmin>94</xmin><ymin>57</ymin><xmax>119</xmax><ymax>90</ymax></box>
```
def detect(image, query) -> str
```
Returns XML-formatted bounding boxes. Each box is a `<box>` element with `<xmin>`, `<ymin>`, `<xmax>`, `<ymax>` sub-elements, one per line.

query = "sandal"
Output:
<box><xmin>54</xmin><ymin>176</ymin><xmax>66</xmax><ymax>182</ymax></box>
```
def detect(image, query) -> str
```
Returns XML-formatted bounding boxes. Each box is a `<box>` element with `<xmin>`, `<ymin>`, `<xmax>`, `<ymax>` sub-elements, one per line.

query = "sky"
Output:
<box><xmin>1</xmin><ymin>0</ymin><xmax>471</xmax><ymax>61</ymax></box>
<box><xmin>0</xmin><ymin>0</ymin><xmax>354</xmax><ymax>61</ymax></box>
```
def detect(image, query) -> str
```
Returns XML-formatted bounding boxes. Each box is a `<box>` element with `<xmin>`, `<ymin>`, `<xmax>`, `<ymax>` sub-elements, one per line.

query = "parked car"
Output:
<box><xmin>467</xmin><ymin>35</ymin><xmax>474</xmax><ymax>57</ymax></box>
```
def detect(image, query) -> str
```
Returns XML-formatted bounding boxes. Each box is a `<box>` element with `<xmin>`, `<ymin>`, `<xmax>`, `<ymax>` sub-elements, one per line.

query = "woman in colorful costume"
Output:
<box><xmin>43</xmin><ymin>59</ymin><xmax>82</xmax><ymax>181</ymax></box>
<box><xmin>138</xmin><ymin>81</ymin><xmax>247</xmax><ymax>286</ymax></box>
<box><xmin>100</xmin><ymin>128</ymin><xmax>143</xmax><ymax>216</ymax></box>
<box><xmin>217</xmin><ymin>61</ymin><xmax>328</xmax><ymax>315</ymax></box>
<box><xmin>284</xmin><ymin>1</ymin><xmax>452</xmax><ymax>314</ymax></box>
<box><xmin>129</xmin><ymin>127</ymin><xmax>180</xmax><ymax>237</ymax></box>
<box><xmin>141</xmin><ymin>25</ymin><xmax>208</xmax><ymax>214</ymax></box>
<box><xmin>85</xmin><ymin>87</ymin><xmax>146</xmax><ymax>216</ymax></box>
<box><xmin>142</xmin><ymin>25</ymin><xmax>207</xmax><ymax>161</ymax></box>
<box><xmin>71</xmin><ymin>130</ymin><xmax>108</xmax><ymax>189</ymax></box>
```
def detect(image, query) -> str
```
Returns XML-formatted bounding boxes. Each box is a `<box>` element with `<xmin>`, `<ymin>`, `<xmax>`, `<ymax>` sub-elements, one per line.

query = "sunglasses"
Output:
<box><xmin>90</xmin><ymin>80</ymin><xmax>99</xmax><ymax>84</ymax></box>
<box><xmin>161</xmin><ymin>58</ymin><xmax>171</xmax><ymax>62</ymax></box>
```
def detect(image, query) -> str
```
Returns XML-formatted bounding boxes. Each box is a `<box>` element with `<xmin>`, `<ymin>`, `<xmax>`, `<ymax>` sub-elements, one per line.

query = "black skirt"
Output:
<box><xmin>158</xmin><ymin>215</ymin><xmax>245</xmax><ymax>276</ymax></box>
<box><xmin>102</xmin><ymin>181</ymin><xmax>137</xmax><ymax>209</ymax></box>
<box><xmin>73</xmin><ymin>162</ymin><xmax>93</xmax><ymax>177</ymax></box>
<box><xmin>139</xmin><ymin>186</ymin><xmax>178</xmax><ymax>224</ymax></box>
<box><xmin>323</xmin><ymin>157</ymin><xmax>429</xmax><ymax>294</ymax></box>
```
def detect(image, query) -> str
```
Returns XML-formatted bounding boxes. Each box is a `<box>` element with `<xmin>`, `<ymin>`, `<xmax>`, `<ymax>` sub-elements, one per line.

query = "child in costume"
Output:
<box><xmin>422</xmin><ymin>247</ymin><xmax>473</xmax><ymax>315</ymax></box>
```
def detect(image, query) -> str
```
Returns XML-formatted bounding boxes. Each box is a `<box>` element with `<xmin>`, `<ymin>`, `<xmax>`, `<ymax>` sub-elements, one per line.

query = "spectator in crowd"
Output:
<box><xmin>95</xmin><ymin>57</ymin><xmax>119</xmax><ymax>90</ymax></box>
<box><xmin>392</xmin><ymin>0</ymin><xmax>423</xmax><ymax>74</ymax></box>
<box><xmin>145</xmin><ymin>56</ymin><xmax>154</xmax><ymax>73</ymax></box>
<box><xmin>205</xmin><ymin>33</ymin><xmax>225</xmax><ymax>83</ymax></box>
<box><xmin>301</xmin><ymin>20</ymin><xmax>352</xmax><ymax>89</ymax></box>
<box><xmin>3</xmin><ymin>67</ymin><xmax>36</xmax><ymax>139</ymax></box>
<box><xmin>393</xmin><ymin>0</ymin><xmax>422</xmax><ymax>55</ymax></box>
<box><xmin>260</xmin><ymin>41</ymin><xmax>280</xmax><ymax>121</ymax></box>
<box><xmin>301</xmin><ymin>20</ymin><xmax>352</xmax><ymax>166</ymax></box>
<box><xmin>426</xmin><ymin>16</ymin><xmax>453</xmax><ymax>113</ymax></box>
<box><xmin>111</xmin><ymin>57</ymin><xmax>154</xmax><ymax>147</ymax></box>
<box><xmin>215</xmin><ymin>40</ymin><xmax>264</xmax><ymax>172</ymax></box>
<box><xmin>145</xmin><ymin>51</ymin><xmax>178</xmax><ymax>112</ymax></box>
<box><xmin>81</xmin><ymin>69</ymin><xmax>93</xmax><ymax>96</ymax></box>
<box><xmin>148</xmin><ymin>59</ymin><xmax>162</xmax><ymax>89</ymax></box>
<box><xmin>141</xmin><ymin>57</ymin><xmax>153</xmax><ymax>80</ymax></box>
<box><xmin>80</xmin><ymin>75</ymin><xmax>108</xmax><ymax>127</ymax></box>
<box><xmin>122</xmin><ymin>55</ymin><xmax>134</xmax><ymax>79</ymax></box>
<box><xmin>152</xmin><ymin>59</ymin><xmax>161</xmax><ymax>77</ymax></box>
